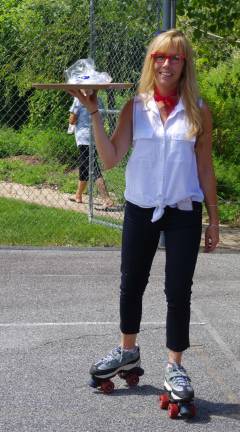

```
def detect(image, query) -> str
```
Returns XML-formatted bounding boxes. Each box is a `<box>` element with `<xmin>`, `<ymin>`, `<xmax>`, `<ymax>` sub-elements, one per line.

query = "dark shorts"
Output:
<box><xmin>78</xmin><ymin>145</ymin><xmax>102</xmax><ymax>182</ymax></box>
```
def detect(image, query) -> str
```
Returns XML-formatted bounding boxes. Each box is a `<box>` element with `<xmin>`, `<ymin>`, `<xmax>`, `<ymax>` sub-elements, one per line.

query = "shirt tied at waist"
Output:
<box><xmin>151</xmin><ymin>205</ymin><xmax>164</xmax><ymax>223</ymax></box>
<box><xmin>151</xmin><ymin>198</ymin><xmax>193</xmax><ymax>223</ymax></box>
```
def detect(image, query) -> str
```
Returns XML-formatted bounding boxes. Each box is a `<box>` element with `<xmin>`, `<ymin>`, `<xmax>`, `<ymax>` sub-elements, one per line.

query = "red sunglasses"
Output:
<box><xmin>151</xmin><ymin>52</ymin><xmax>186</xmax><ymax>64</ymax></box>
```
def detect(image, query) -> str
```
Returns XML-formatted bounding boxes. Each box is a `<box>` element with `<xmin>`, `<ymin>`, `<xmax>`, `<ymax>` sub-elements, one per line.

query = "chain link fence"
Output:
<box><xmin>0</xmin><ymin>0</ymin><xmax>164</xmax><ymax>232</ymax></box>
<box><xmin>0</xmin><ymin>0</ymin><xmax>239</xmax><ymax>241</ymax></box>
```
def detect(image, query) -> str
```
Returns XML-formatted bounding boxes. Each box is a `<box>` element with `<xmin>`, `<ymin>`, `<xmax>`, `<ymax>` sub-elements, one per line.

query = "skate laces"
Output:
<box><xmin>101</xmin><ymin>347</ymin><xmax>122</xmax><ymax>364</ymax></box>
<box><xmin>168</xmin><ymin>364</ymin><xmax>191</xmax><ymax>387</ymax></box>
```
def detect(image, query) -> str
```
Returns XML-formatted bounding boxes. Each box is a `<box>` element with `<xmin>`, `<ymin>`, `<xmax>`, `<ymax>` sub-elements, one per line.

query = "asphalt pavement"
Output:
<box><xmin>0</xmin><ymin>247</ymin><xmax>239</xmax><ymax>432</ymax></box>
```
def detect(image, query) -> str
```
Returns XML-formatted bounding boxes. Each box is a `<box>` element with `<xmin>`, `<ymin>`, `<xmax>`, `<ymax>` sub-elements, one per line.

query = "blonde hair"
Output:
<box><xmin>138</xmin><ymin>29</ymin><xmax>202</xmax><ymax>138</ymax></box>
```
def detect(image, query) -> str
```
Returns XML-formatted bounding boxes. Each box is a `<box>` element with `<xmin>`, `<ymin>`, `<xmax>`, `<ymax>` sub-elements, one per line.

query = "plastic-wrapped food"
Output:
<box><xmin>64</xmin><ymin>58</ymin><xmax>112</xmax><ymax>84</ymax></box>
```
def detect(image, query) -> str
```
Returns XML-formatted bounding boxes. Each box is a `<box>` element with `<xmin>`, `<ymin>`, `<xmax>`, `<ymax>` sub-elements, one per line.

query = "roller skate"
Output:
<box><xmin>89</xmin><ymin>346</ymin><xmax>144</xmax><ymax>394</ymax></box>
<box><xmin>159</xmin><ymin>363</ymin><xmax>196</xmax><ymax>419</ymax></box>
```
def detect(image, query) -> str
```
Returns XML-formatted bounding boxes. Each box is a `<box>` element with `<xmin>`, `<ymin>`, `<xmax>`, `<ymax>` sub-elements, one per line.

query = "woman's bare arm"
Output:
<box><xmin>196</xmin><ymin>103</ymin><xmax>219</xmax><ymax>252</ymax></box>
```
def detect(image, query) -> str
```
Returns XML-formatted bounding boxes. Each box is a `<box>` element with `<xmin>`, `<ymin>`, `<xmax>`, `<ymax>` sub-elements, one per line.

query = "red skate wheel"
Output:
<box><xmin>168</xmin><ymin>403</ymin><xmax>179</xmax><ymax>419</ymax></box>
<box><xmin>159</xmin><ymin>393</ymin><xmax>169</xmax><ymax>409</ymax></box>
<box><xmin>100</xmin><ymin>380</ymin><xmax>114</xmax><ymax>394</ymax></box>
<box><xmin>126</xmin><ymin>374</ymin><xmax>139</xmax><ymax>387</ymax></box>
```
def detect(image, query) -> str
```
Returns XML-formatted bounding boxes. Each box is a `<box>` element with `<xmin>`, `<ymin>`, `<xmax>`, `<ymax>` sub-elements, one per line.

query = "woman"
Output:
<box><xmin>67</xmin><ymin>30</ymin><xmax>219</xmax><ymax>401</ymax></box>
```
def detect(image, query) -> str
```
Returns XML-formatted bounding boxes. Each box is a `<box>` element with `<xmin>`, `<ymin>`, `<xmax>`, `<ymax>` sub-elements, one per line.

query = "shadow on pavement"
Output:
<box><xmin>91</xmin><ymin>384</ymin><xmax>240</xmax><ymax>423</ymax></box>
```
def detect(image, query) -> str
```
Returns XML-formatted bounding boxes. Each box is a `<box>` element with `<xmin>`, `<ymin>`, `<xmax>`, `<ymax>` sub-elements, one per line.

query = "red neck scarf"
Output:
<box><xmin>154</xmin><ymin>87</ymin><xmax>178</xmax><ymax>114</ymax></box>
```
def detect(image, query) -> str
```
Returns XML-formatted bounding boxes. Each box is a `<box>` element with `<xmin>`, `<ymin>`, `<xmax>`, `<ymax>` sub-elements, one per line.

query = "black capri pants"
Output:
<box><xmin>120</xmin><ymin>201</ymin><xmax>202</xmax><ymax>352</ymax></box>
<box><xmin>78</xmin><ymin>145</ymin><xmax>102</xmax><ymax>181</ymax></box>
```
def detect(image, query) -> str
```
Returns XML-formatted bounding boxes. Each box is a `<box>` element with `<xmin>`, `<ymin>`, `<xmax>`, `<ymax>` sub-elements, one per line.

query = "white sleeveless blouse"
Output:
<box><xmin>124</xmin><ymin>94</ymin><xmax>204</xmax><ymax>222</ymax></box>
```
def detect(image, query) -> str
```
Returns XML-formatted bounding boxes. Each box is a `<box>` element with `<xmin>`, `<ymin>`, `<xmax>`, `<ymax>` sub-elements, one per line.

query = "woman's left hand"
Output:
<box><xmin>204</xmin><ymin>225</ymin><xmax>219</xmax><ymax>252</ymax></box>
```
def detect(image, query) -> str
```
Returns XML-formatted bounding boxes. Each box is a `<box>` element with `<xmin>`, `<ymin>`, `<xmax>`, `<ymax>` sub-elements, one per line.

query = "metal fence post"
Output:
<box><xmin>162</xmin><ymin>0</ymin><xmax>171</xmax><ymax>31</ymax></box>
<box><xmin>156</xmin><ymin>0</ymin><xmax>162</xmax><ymax>34</ymax></box>
<box><xmin>162</xmin><ymin>0</ymin><xmax>177</xmax><ymax>30</ymax></box>
<box><xmin>171</xmin><ymin>0</ymin><xmax>177</xmax><ymax>28</ymax></box>
<box><xmin>88</xmin><ymin>0</ymin><xmax>95</xmax><ymax>222</ymax></box>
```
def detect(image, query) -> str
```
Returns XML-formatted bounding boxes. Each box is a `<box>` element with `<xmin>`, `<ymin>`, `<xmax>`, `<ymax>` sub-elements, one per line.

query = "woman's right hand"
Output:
<box><xmin>66</xmin><ymin>88</ymin><xmax>98</xmax><ymax>113</ymax></box>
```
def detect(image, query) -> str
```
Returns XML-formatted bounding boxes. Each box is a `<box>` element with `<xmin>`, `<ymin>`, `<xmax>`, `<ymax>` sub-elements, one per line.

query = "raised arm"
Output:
<box><xmin>196</xmin><ymin>103</ymin><xmax>219</xmax><ymax>252</ymax></box>
<box><xmin>66</xmin><ymin>89</ymin><xmax>133</xmax><ymax>169</ymax></box>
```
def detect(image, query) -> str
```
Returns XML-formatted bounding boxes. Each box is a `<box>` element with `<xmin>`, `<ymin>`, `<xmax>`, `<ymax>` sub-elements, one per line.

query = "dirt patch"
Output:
<box><xmin>0</xmin><ymin>180</ymin><xmax>123</xmax><ymax>221</ymax></box>
<box><xmin>7</xmin><ymin>155</ymin><xmax>42</xmax><ymax>165</ymax></box>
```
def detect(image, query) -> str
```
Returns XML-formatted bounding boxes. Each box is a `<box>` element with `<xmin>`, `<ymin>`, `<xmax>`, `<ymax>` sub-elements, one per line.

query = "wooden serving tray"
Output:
<box><xmin>32</xmin><ymin>83</ymin><xmax>133</xmax><ymax>90</ymax></box>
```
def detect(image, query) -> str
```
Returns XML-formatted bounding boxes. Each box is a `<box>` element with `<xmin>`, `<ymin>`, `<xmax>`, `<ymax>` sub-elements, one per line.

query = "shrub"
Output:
<box><xmin>0</xmin><ymin>125</ymin><xmax>78</xmax><ymax>167</ymax></box>
<box><xmin>19</xmin><ymin>126</ymin><xmax>78</xmax><ymax>167</ymax></box>
<box><xmin>214</xmin><ymin>157</ymin><xmax>240</xmax><ymax>225</ymax></box>
<box><xmin>0</xmin><ymin>127</ymin><xmax>23</xmax><ymax>158</ymax></box>
<box><xmin>28</xmin><ymin>90</ymin><xmax>70</xmax><ymax>130</ymax></box>
<box><xmin>199</xmin><ymin>54</ymin><xmax>240</xmax><ymax>164</ymax></box>
<box><xmin>214</xmin><ymin>157</ymin><xmax>240</xmax><ymax>202</ymax></box>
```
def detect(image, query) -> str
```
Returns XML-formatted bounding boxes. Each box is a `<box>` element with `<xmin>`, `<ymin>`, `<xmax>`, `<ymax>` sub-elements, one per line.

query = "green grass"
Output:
<box><xmin>0</xmin><ymin>159</ymin><xmax>77</xmax><ymax>193</ymax></box>
<box><xmin>217</xmin><ymin>202</ymin><xmax>240</xmax><ymax>225</ymax></box>
<box><xmin>104</xmin><ymin>164</ymin><xmax>126</xmax><ymax>203</ymax></box>
<box><xmin>0</xmin><ymin>197</ymin><xmax>121</xmax><ymax>247</ymax></box>
<box><xmin>0</xmin><ymin>158</ymin><xmax>126</xmax><ymax>199</ymax></box>
<box><xmin>0</xmin><ymin>156</ymin><xmax>239</xmax><ymax>226</ymax></box>
<box><xmin>213</xmin><ymin>157</ymin><xmax>240</xmax><ymax>225</ymax></box>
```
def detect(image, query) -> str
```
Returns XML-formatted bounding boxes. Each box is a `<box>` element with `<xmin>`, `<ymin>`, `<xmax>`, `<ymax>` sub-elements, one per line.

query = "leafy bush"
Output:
<box><xmin>19</xmin><ymin>126</ymin><xmax>77</xmax><ymax>166</ymax></box>
<box><xmin>199</xmin><ymin>54</ymin><xmax>240</xmax><ymax>164</ymax></box>
<box><xmin>214</xmin><ymin>157</ymin><xmax>240</xmax><ymax>201</ymax></box>
<box><xmin>218</xmin><ymin>203</ymin><xmax>240</xmax><ymax>225</ymax></box>
<box><xmin>0</xmin><ymin>125</ymin><xmax>78</xmax><ymax>167</ymax></box>
<box><xmin>28</xmin><ymin>90</ymin><xmax>70</xmax><ymax>130</ymax></box>
<box><xmin>214</xmin><ymin>157</ymin><xmax>240</xmax><ymax>225</ymax></box>
<box><xmin>0</xmin><ymin>127</ymin><xmax>23</xmax><ymax>158</ymax></box>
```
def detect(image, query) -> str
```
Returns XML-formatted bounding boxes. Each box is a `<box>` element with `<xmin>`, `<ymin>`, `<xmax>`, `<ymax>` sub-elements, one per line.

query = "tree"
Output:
<box><xmin>177</xmin><ymin>0</ymin><xmax>240</xmax><ymax>39</ymax></box>
<box><xmin>177</xmin><ymin>0</ymin><xmax>240</xmax><ymax>69</ymax></box>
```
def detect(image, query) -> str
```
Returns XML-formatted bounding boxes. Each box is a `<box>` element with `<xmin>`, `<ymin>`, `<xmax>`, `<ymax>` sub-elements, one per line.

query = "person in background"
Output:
<box><xmin>68</xmin><ymin>97</ymin><xmax>113</xmax><ymax>209</ymax></box>
<box><xmin>67</xmin><ymin>30</ymin><xmax>219</xmax><ymax>403</ymax></box>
